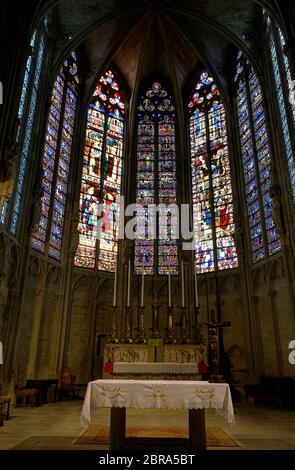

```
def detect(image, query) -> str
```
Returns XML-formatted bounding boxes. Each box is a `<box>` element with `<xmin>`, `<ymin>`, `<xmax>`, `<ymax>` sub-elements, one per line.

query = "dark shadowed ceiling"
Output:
<box><xmin>47</xmin><ymin>0</ymin><xmax>267</xmax><ymax>100</ymax></box>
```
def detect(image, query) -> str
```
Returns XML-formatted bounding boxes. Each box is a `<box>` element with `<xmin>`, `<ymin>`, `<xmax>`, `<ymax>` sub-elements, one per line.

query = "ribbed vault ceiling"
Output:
<box><xmin>48</xmin><ymin>0</ymin><xmax>266</xmax><ymax>99</ymax></box>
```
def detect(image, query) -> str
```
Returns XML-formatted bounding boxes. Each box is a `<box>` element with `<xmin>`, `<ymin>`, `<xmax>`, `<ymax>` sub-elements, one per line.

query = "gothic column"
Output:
<box><xmin>268</xmin><ymin>289</ymin><xmax>284</xmax><ymax>376</ymax></box>
<box><xmin>252</xmin><ymin>295</ymin><xmax>265</xmax><ymax>377</ymax></box>
<box><xmin>27</xmin><ymin>281</ymin><xmax>45</xmax><ymax>378</ymax></box>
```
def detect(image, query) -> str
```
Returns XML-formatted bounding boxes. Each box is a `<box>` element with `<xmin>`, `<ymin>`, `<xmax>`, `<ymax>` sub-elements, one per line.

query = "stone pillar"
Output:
<box><xmin>268</xmin><ymin>289</ymin><xmax>284</xmax><ymax>376</ymax></box>
<box><xmin>26</xmin><ymin>281</ymin><xmax>45</xmax><ymax>379</ymax></box>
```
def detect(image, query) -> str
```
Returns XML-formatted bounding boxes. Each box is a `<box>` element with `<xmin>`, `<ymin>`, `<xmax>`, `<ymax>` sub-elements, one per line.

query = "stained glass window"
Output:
<box><xmin>135</xmin><ymin>82</ymin><xmax>178</xmax><ymax>275</ymax></box>
<box><xmin>235</xmin><ymin>52</ymin><xmax>281</xmax><ymax>261</ymax></box>
<box><xmin>75</xmin><ymin>70</ymin><xmax>125</xmax><ymax>272</ymax></box>
<box><xmin>31</xmin><ymin>52</ymin><xmax>79</xmax><ymax>259</ymax></box>
<box><xmin>9</xmin><ymin>24</ymin><xmax>46</xmax><ymax>234</ymax></box>
<box><xmin>189</xmin><ymin>71</ymin><xmax>238</xmax><ymax>273</ymax></box>
<box><xmin>266</xmin><ymin>16</ymin><xmax>295</xmax><ymax>202</ymax></box>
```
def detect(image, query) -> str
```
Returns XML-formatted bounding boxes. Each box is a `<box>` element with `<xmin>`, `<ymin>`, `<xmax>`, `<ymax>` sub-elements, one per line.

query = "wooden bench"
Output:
<box><xmin>244</xmin><ymin>375</ymin><xmax>295</xmax><ymax>409</ymax></box>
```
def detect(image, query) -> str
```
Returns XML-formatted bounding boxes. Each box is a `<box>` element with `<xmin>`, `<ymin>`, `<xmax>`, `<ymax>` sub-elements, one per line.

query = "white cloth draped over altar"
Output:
<box><xmin>80</xmin><ymin>379</ymin><xmax>235</xmax><ymax>426</ymax></box>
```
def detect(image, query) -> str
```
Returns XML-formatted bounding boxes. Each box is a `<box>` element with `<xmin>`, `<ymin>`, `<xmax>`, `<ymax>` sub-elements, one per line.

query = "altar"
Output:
<box><xmin>103</xmin><ymin>343</ymin><xmax>208</xmax><ymax>380</ymax></box>
<box><xmin>80</xmin><ymin>379</ymin><xmax>235</xmax><ymax>450</ymax></box>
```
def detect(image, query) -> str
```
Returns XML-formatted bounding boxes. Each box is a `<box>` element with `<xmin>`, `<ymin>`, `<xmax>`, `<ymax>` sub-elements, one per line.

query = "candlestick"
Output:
<box><xmin>113</xmin><ymin>265</ymin><xmax>117</xmax><ymax>307</ymax></box>
<box><xmin>194</xmin><ymin>266</ymin><xmax>198</xmax><ymax>307</ymax></box>
<box><xmin>168</xmin><ymin>269</ymin><xmax>171</xmax><ymax>307</ymax></box>
<box><xmin>127</xmin><ymin>260</ymin><xmax>131</xmax><ymax>307</ymax></box>
<box><xmin>141</xmin><ymin>268</ymin><xmax>144</xmax><ymax>307</ymax></box>
<box><xmin>181</xmin><ymin>260</ymin><xmax>185</xmax><ymax>307</ymax></box>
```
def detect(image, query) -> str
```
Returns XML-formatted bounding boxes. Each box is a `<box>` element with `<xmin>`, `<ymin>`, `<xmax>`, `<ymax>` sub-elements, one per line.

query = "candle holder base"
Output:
<box><xmin>151</xmin><ymin>303</ymin><xmax>161</xmax><ymax>339</ymax></box>
<box><xmin>180</xmin><ymin>306</ymin><xmax>190</xmax><ymax>344</ymax></box>
<box><xmin>195</xmin><ymin>304</ymin><xmax>201</xmax><ymax>344</ymax></box>
<box><xmin>136</xmin><ymin>306</ymin><xmax>147</xmax><ymax>344</ymax></box>
<box><xmin>110</xmin><ymin>306</ymin><xmax>119</xmax><ymax>343</ymax></box>
<box><xmin>165</xmin><ymin>307</ymin><xmax>176</xmax><ymax>344</ymax></box>
<box><xmin>124</xmin><ymin>306</ymin><xmax>133</xmax><ymax>344</ymax></box>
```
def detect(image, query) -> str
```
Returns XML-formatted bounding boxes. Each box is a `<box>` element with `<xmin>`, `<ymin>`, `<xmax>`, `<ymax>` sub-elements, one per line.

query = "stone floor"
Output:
<box><xmin>0</xmin><ymin>402</ymin><xmax>295</xmax><ymax>450</ymax></box>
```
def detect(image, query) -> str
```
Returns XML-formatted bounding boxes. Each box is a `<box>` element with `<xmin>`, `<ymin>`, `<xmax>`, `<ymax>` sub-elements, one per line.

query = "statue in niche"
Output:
<box><xmin>0</xmin><ymin>141</ymin><xmax>19</xmax><ymax>214</ymax></box>
<box><xmin>233</xmin><ymin>213</ymin><xmax>244</xmax><ymax>256</ymax></box>
<box><xmin>269</xmin><ymin>165</ymin><xmax>286</xmax><ymax>243</ymax></box>
<box><xmin>31</xmin><ymin>167</ymin><xmax>44</xmax><ymax>232</ymax></box>
<box><xmin>69</xmin><ymin>209</ymin><xmax>80</xmax><ymax>255</ymax></box>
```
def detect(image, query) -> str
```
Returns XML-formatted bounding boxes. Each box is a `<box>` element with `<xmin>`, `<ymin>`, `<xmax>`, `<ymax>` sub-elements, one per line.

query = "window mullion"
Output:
<box><xmin>95</xmin><ymin>107</ymin><xmax>109</xmax><ymax>269</ymax></box>
<box><xmin>155</xmin><ymin>120</ymin><xmax>159</xmax><ymax>276</ymax></box>
<box><xmin>205</xmin><ymin>110</ymin><xmax>218</xmax><ymax>272</ymax></box>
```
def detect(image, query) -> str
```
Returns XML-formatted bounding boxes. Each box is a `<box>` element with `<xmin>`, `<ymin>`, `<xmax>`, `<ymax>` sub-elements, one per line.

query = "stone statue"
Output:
<box><xmin>0</xmin><ymin>142</ymin><xmax>18</xmax><ymax>214</ymax></box>
<box><xmin>233</xmin><ymin>214</ymin><xmax>244</xmax><ymax>255</ymax></box>
<box><xmin>269</xmin><ymin>165</ymin><xmax>286</xmax><ymax>242</ymax></box>
<box><xmin>31</xmin><ymin>168</ymin><xmax>44</xmax><ymax>232</ymax></box>
<box><xmin>69</xmin><ymin>209</ymin><xmax>80</xmax><ymax>255</ymax></box>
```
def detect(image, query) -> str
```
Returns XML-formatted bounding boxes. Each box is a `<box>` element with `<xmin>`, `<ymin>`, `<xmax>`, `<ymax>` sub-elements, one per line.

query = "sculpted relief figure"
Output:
<box><xmin>69</xmin><ymin>209</ymin><xmax>80</xmax><ymax>255</ymax></box>
<box><xmin>0</xmin><ymin>142</ymin><xmax>19</xmax><ymax>214</ymax></box>
<box><xmin>233</xmin><ymin>212</ymin><xmax>244</xmax><ymax>256</ymax></box>
<box><xmin>270</xmin><ymin>165</ymin><xmax>286</xmax><ymax>243</ymax></box>
<box><xmin>31</xmin><ymin>168</ymin><xmax>44</xmax><ymax>232</ymax></box>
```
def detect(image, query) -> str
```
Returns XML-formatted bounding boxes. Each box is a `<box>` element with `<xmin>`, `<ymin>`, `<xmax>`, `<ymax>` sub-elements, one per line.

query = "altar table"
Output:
<box><xmin>80</xmin><ymin>379</ymin><xmax>235</xmax><ymax>450</ymax></box>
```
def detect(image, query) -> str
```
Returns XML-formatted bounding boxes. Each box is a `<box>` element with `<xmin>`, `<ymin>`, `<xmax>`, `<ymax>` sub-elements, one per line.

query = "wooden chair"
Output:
<box><xmin>61</xmin><ymin>367</ymin><xmax>82</xmax><ymax>400</ymax></box>
<box><xmin>0</xmin><ymin>396</ymin><xmax>11</xmax><ymax>419</ymax></box>
<box><xmin>15</xmin><ymin>367</ymin><xmax>39</xmax><ymax>407</ymax></box>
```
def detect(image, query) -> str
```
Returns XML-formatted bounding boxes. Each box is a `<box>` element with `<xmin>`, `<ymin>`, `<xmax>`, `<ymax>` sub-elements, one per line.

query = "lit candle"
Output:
<box><xmin>141</xmin><ymin>268</ymin><xmax>144</xmax><ymax>307</ymax></box>
<box><xmin>194</xmin><ymin>267</ymin><xmax>198</xmax><ymax>308</ymax></box>
<box><xmin>168</xmin><ymin>268</ymin><xmax>171</xmax><ymax>307</ymax></box>
<box><xmin>127</xmin><ymin>260</ymin><xmax>131</xmax><ymax>307</ymax></box>
<box><xmin>181</xmin><ymin>261</ymin><xmax>185</xmax><ymax>307</ymax></box>
<box><xmin>113</xmin><ymin>264</ymin><xmax>117</xmax><ymax>307</ymax></box>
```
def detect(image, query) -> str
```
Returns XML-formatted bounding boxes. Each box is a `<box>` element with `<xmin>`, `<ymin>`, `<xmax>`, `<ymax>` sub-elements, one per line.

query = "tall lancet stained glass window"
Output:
<box><xmin>75</xmin><ymin>70</ymin><xmax>125</xmax><ymax>272</ymax></box>
<box><xmin>31</xmin><ymin>52</ymin><xmax>79</xmax><ymax>259</ymax></box>
<box><xmin>188</xmin><ymin>71</ymin><xmax>238</xmax><ymax>273</ymax></box>
<box><xmin>135</xmin><ymin>81</ymin><xmax>178</xmax><ymax>275</ymax></box>
<box><xmin>235</xmin><ymin>52</ymin><xmax>280</xmax><ymax>261</ymax></box>
<box><xmin>266</xmin><ymin>16</ymin><xmax>295</xmax><ymax>202</ymax></box>
<box><xmin>7</xmin><ymin>21</ymin><xmax>46</xmax><ymax>233</ymax></box>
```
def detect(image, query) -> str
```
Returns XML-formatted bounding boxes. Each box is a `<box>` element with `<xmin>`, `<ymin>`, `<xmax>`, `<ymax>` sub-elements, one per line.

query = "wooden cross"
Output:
<box><xmin>200</xmin><ymin>310</ymin><xmax>231</xmax><ymax>378</ymax></box>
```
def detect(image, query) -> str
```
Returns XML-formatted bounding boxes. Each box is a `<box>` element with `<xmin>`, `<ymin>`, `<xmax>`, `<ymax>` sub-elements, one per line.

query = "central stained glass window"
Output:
<box><xmin>189</xmin><ymin>70</ymin><xmax>238</xmax><ymax>273</ymax></box>
<box><xmin>134</xmin><ymin>81</ymin><xmax>178</xmax><ymax>275</ymax></box>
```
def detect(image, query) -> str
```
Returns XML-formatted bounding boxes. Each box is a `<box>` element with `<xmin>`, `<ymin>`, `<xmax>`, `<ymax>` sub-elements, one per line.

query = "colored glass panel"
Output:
<box><xmin>189</xmin><ymin>71</ymin><xmax>238</xmax><ymax>273</ymax></box>
<box><xmin>31</xmin><ymin>52</ymin><xmax>78</xmax><ymax>258</ymax></box>
<box><xmin>135</xmin><ymin>81</ymin><xmax>178</xmax><ymax>275</ymax></box>
<box><xmin>268</xmin><ymin>19</ymin><xmax>295</xmax><ymax>201</ymax></box>
<box><xmin>11</xmin><ymin>34</ymin><xmax>45</xmax><ymax>235</ymax></box>
<box><xmin>235</xmin><ymin>52</ymin><xmax>281</xmax><ymax>261</ymax></box>
<box><xmin>75</xmin><ymin>70</ymin><xmax>125</xmax><ymax>272</ymax></box>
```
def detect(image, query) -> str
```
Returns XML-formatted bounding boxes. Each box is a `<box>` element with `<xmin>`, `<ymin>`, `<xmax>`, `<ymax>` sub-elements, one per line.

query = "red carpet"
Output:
<box><xmin>75</xmin><ymin>425</ymin><xmax>239</xmax><ymax>447</ymax></box>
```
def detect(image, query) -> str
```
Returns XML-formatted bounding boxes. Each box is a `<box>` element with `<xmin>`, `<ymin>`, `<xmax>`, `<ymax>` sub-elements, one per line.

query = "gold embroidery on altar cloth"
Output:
<box><xmin>195</xmin><ymin>386</ymin><xmax>215</xmax><ymax>405</ymax></box>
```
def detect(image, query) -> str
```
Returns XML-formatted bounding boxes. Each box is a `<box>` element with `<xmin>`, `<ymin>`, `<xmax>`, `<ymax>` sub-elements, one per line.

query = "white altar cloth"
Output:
<box><xmin>80</xmin><ymin>379</ymin><xmax>235</xmax><ymax>426</ymax></box>
<box><xmin>112</xmin><ymin>362</ymin><xmax>198</xmax><ymax>375</ymax></box>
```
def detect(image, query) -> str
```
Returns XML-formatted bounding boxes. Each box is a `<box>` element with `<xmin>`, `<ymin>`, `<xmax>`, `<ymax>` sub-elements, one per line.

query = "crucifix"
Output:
<box><xmin>200</xmin><ymin>310</ymin><xmax>231</xmax><ymax>382</ymax></box>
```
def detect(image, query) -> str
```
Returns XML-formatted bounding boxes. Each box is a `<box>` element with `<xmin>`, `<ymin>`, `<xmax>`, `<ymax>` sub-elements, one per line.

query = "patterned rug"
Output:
<box><xmin>75</xmin><ymin>425</ymin><xmax>240</xmax><ymax>447</ymax></box>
